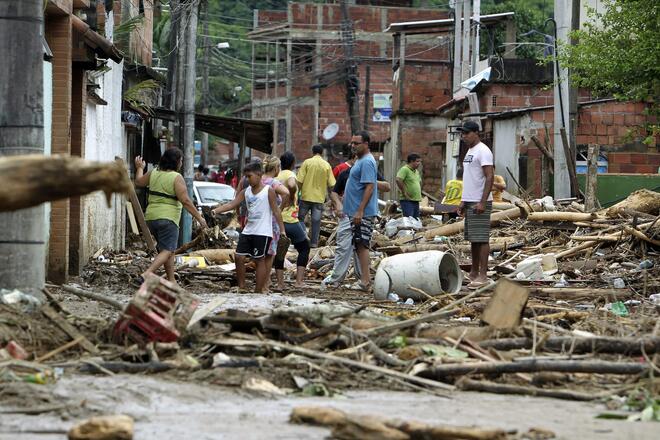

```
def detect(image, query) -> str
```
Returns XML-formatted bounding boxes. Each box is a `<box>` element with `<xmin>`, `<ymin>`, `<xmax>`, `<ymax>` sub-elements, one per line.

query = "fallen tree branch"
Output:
<box><xmin>418</xmin><ymin>359</ymin><xmax>649</xmax><ymax>379</ymax></box>
<box><xmin>210</xmin><ymin>338</ymin><xmax>454</xmax><ymax>391</ymax></box>
<box><xmin>47</xmin><ymin>283</ymin><xmax>124</xmax><ymax>310</ymax></box>
<box><xmin>456</xmin><ymin>378</ymin><xmax>596</xmax><ymax>401</ymax></box>
<box><xmin>478</xmin><ymin>336</ymin><xmax>660</xmax><ymax>355</ymax></box>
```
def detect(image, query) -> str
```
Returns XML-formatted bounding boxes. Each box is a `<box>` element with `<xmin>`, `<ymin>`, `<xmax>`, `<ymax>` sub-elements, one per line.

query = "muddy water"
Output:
<box><xmin>1</xmin><ymin>374</ymin><xmax>656</xmax><ymax>440</ymax></box>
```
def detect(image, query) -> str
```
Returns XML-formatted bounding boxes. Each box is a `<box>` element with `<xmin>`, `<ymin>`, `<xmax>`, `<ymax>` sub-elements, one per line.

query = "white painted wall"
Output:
<box><xmin>82</xmin><ymin>57</ymin><xmax>126</xmax><ymax>262</ymax></box>
<box><xmin>493</xmin><ymin>117</ymin><xmax>520</xmax><ymax>195</ymax></box>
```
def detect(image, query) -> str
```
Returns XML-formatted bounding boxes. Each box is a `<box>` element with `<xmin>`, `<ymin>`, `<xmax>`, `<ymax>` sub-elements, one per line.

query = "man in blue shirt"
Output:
<box><xmin>328</xmin><ymin>130</ymin><xmax>378</xmax><ymax>291</ymax></box>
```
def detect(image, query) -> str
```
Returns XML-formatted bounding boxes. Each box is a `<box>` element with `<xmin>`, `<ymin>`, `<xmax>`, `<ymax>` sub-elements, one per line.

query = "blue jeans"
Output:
<box><xmin>400</xmin><ymin>200</ymin><xmax>420</xmax><ymax>219</ymax></box>
<box><xmin>298</xmin><ymin>200</ymin><xmax>324</xmax><ymax>247</ymax></box>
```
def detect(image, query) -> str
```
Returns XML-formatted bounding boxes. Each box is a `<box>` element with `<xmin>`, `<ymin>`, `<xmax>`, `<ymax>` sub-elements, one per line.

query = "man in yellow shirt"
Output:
<box><xmin>442</xmin><ymin>167</ymin><xmax>463</xmax><ymax>205</ymax></box>
<box><xmin>297</xmin><ymin>144</ymin><xmax>336</xmax><ymax>247</ymax></box>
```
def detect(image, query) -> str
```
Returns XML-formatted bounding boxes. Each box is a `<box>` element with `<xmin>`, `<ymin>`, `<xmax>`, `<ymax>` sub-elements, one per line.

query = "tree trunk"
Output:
<box><xmin>479</xmin><ymin>336</ymin><xmax>660</xmax><ymax>356</ymax></box>
<box><xmin>0</xmin><ymin>0</ymin><xmax>46</xmax><ymax>291</ymax></box>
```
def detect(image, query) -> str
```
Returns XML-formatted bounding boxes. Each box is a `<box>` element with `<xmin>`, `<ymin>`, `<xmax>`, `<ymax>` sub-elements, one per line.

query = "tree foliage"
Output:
<box><xmin>559</xmin><ymin>0</ymin><xmax>660</xmax><ymax>104</ymax></box>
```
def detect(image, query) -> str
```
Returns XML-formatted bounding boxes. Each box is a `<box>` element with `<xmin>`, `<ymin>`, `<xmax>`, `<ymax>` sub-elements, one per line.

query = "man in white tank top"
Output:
<box><xmin>213</xmin><ymin>162</ymin><xmax>286</xmax><ymax>292</ymax></box>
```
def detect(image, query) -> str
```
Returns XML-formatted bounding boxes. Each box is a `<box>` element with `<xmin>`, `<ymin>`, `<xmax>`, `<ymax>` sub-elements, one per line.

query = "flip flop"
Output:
<box><xmin>344</xmin><ymin>281</ymin><xmax>371</xmax><ymax>292</ymax></box>
<box><xmin>467</xmin><ymin>279</ymin><xmax>493</xmax><ymax>290</ymax></box>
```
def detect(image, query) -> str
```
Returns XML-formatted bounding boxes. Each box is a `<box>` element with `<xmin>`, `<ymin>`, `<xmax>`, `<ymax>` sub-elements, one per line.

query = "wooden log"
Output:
<box><xmin>527</xmin><ymin>212</ymin><xmax>596</xmax><ymax>222</ymax></box>
<box><xmin>624</xmin><ymin>226</ymin><xmax>660</xmax><ymax>247</ymax></box>
<box><xmin>79</xmin><ymin>361</ymin><xmax>175</xmax><ymax>374</ymax></box>
<box><xmin>584</xmin><ymin>144</ymin><xmax>600</xmax><ymax>211</ymax></box>
<box><xmin>0</xmin><ymin>155</ymin><xmax>131</xmax><ymax>212</ymax></box>
<box><xmin>397</xmin><ymin>205</ymin><xmax>528</xmax><ymax>245</ymax></box>
<box><xmin>554</xmin><ymin>240</ymin><xmax>599</xmax><ymax>259</ymax></box>
<box><xmin>418</xmin><ymin>359</ymin><xmax>649</xmax><ymax>379</ymax></box>
<box><xmin>188</xmin><ymin>248</ymin><xmax>235</xmax><ymax>264</ymax></box>
<box><xmin>479</xmin><ymin>336</ymin><xmax>660</xmax><ymax>355</ymax></box>
<box><xmin>457</xmin><ymin>378</ymin><xmax>596</xmax><ymax>401</ymax></box>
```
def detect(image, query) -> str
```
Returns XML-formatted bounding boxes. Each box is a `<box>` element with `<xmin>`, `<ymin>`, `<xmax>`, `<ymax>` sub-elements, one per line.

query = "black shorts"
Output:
<box><xmin>236</xmin><ymin>234</ymin><xmax>272</xmax><ymax>259</ymax></box>
<box><xmin>147</xmin><ymin>219</ymin><xmax>179</xmax><ymax>252</ymax></box>
<box><xmin>351</xmin><ymin>216</ymin><xmax>375</xmax><ymax>248</ymax></box>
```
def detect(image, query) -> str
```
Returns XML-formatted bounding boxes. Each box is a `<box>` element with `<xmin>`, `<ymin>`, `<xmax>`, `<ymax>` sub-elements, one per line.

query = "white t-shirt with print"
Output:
<box><xmin>461</xmin><ymin>142</ymin><xmax>494</xmax><ymax>202</ymax></box>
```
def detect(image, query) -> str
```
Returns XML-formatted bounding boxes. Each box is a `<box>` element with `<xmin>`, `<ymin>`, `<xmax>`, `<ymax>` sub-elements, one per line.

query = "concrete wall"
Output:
<box><xmin>82</xmin><ymin>58</ymin><xmax>126</xmax><ymax>263</ymax></box>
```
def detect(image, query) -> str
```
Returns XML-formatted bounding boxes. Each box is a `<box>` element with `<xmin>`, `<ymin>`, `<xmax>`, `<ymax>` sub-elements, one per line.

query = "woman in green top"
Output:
<box><xmin>134</xmin><ymin>148</ymin><xmax>207</xmax><ymax>283</ymax></box>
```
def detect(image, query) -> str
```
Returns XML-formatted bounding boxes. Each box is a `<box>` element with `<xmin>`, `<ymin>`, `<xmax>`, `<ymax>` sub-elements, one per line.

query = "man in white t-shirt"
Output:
<box><xmin>457</xmin><ymin>121</ymin><xmax>494</xmax><ymax>289</ymax></box>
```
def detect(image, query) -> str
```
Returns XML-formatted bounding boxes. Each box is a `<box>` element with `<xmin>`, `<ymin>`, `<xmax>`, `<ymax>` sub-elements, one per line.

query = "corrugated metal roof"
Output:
<box><xmin>385</xmin><ymin>12</ymin><xmax>514</xmax><ymax>33</ymax></box>
<box><xmin>153</xmin><ymin>108</ymin><xmax>273</xmax><ymax>154</ymax></box>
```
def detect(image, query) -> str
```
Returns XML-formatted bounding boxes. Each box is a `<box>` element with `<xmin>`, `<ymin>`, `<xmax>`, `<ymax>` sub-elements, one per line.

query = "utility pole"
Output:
<box><xmin>201</xmin><ymin>1</ymin><xmax>210</xmax><ymax>167</ymax></box>
<box><xmin>340</xmin><ymin>0</ymin><xmax>361</xmax><ymax>134</ymax></box>
<box><xmin>0</xmin><ymin>0</ymin><xmax>45</xmax><ymax>291</ymax></box>
<box><xmin>472</xmin><ymin>0</ymin><xmax>481</xmax><ymax>72</ymax></box>
<box><xmin>552</xmin><ymin>0</ymin><xmax>573</xmax><ymax>198</ymax></box>
<box><xmin>461</xmin><ymin>0</ymin><xmax>472</xmax><ymax>81</ymax></box>
<box><xmin>452</xmin><ymin>1</ymin><xmax>463</xmax><ymax>92</ymax></box>
<box><xmin>181</xmin><ymin>0</ymin><xmax>201</xmax><ymax>243</ymax></box>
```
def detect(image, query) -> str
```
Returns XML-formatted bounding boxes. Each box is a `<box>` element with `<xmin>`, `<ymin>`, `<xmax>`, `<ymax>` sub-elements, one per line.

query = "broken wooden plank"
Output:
<box><xmin>114</xmin><ymin>156</ymin><xmax>156</xmax><ymax>252</ymax></box>
<box><xmin>35</xmin><ymin>337</ymin><xmax>84</xmax><ymax>363</ymax></box>
<box><xmin>49</xmin><ymin>283</ymin><xmax>124</xmax><ymax>310</ymax></box>
<box><xmin>41</xmin><ymin>305</ymin><xmax>98</xmax><ymax>354</ymax></box>
<box><xmin>481</xmin><ymin>279</ymin><xmax>529</xmax><ymax>329</ymax></box>
<box><xmin>125</xmin><ymin>201</ymin><xmax>140</xmax><ymax>234</ymax></box>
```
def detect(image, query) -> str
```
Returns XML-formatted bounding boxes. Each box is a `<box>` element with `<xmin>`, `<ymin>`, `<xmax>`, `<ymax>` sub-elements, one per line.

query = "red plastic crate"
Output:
<box><xmin>113</xmin><ymin>274</ymin><xmax>199</xmax><ymax>345</ymax></box>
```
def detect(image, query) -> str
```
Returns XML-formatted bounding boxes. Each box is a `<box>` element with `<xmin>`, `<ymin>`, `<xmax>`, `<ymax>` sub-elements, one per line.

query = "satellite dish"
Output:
<box><xmin>322</xmin><ymin>123</ymin><xmax>339</xmax><ymax>141</ymax></box>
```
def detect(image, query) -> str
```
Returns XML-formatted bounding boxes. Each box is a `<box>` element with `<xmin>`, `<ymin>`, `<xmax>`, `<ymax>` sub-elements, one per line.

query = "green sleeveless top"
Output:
<box><xmin>145</xmin><ymin>169</ymin><xmax>182</xmax><ymax>226</ymax></box>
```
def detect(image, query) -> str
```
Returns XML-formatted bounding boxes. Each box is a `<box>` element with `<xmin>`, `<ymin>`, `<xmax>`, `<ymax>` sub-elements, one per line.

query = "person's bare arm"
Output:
<box><xmin>476</xmin><ymin>165</ymin><xmax>494</xmax><ymax>214</ymax></box>
<box><xmin>134</xmin><ymin>156</ymin><xmax>151</xmax><ymax>187</ymax></box>
<box><xmin>275</xmin><ymin>184</ymin><xmax>290</xmax><ymax>209</ymax></box>
<box><xmin>330</xmin><ymin>191</ymin><xmax>343</xmax><ymax>216</ymax></box>
<box><xmin>377</xmin><ymin>180</ymin><xmax>391</xmax><ymax>193</ymax></box>
<box><xmin>269</xmin><ymin>188</ymin><xmax>286</xmax><ymax>235</ymax></box>
<box><xmin>174</xmin><ymin>175</ymin><xmax>208</xmax><ymax>229</ymax></box>
<box><xmin>353</xmin><ymin>183</ymin><xmax>374</xmax><ymax>225</ymax></box>
<box><xmin>213</xmin><ymin>189</ymin><xmax>246</xmax><ymax>214</ymax></box>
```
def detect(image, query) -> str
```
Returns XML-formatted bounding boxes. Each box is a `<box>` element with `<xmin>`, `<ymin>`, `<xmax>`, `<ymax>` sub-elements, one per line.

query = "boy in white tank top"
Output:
<box><xmin>213</xmin><ymin>162</ymin><xmax>286</xmax><ymax>292</ymax></box>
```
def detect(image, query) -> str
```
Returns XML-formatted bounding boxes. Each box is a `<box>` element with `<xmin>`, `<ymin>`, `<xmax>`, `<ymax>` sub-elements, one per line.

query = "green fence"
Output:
<box><xmin>577</xmin><ymin>174</ymin><xmax>660</xmax><ymax>207</ymax></box>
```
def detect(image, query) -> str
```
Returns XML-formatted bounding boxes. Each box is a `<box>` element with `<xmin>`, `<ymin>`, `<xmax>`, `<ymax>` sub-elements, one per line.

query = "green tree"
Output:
<box><xmin>559</xmin><ymin>0</ymin><xmax>659</xmax><ymax>141</ymax></box>
<box><xmin>559</xmin><ymin>0</ymin><xmax>659</xmax><ymax>103</ymax></box>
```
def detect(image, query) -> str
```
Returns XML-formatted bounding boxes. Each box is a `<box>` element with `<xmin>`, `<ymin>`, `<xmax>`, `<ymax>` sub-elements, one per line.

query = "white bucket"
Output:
<box><xmin>373</xmin><ymin>251</ymin><xmax>463</xmax><ymax>300</ymax></box>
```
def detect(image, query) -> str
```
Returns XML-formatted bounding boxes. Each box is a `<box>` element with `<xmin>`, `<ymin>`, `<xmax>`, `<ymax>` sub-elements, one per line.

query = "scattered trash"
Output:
<box><xmin>649</xmin><ymin>293</ymin><xmax>660</xmax><ymax>305</ymax></box>
<box><xmin>404</xmin><ymin>298</ymin><xmax>414</xmax><ymax>305</ymax></box>
<box><xmin>0</xmin><ymin>289</ymin><xmax>42</xmax><ymax>311</ymax></box>
<box><xmin>242</xmin><ymin>377</ymin><xmax>286</xmax><ymax>396</ymax></box>
<box><xmin>609</xmin><ymin>301</ymin><xmax>629</xmax><ymax>317</ymax></box>
<box><xmin>638</xmin><ymin>259</ymin><xmax>654</xmax><ymax>270</ymax></box>
<box><xmin>4</xmin><ymin>340</ymin><xmax>28</xmax><ymax>360</ymax></box>
<box><xmin>387</xmin><ymin>293</ymin><xmax>400</xmax><ymax>302</ymax></box>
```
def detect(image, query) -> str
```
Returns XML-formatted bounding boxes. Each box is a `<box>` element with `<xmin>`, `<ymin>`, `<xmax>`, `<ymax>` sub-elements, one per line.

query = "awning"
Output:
<box><xmin>71</xmin><ymin>15</ymin><xmax>123</xmax><ymax>63</ymax></box>
<box><xmin>152</xmin><ymin>108</ymin><xmax>273</xmax><ymax>154</ymax></box>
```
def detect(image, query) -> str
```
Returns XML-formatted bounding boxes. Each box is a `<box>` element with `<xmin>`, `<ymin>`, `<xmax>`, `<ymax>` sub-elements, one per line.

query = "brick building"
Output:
<box><xmin>248</xmin><ymin>1</ymin><xmax>450</xmax><ymax>165</ymax></box>
<box><xmin>44</xmin><ymin>0</ymin><xmax>157</xmax><ymax>282</ymax></box>
<box><xmin>383</xmin><ymin>16</ymin><xmax>658</xmax><ymax>201</ymax></box>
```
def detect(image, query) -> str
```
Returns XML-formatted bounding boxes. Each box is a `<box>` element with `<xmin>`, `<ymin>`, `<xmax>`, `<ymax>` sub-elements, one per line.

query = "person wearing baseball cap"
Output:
<box><xmin>456</xmin><ymin>120</ymin><xmax>494</xmax><ymax>289</ymax></box>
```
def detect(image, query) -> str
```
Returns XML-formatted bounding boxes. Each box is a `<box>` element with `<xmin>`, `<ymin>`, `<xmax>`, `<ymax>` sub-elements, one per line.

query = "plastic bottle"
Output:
<box><xmin>638</xmin><ymin>260</ymin><xmax>653</xmax><ymax>270</ymax></box>
<box><xmin>612</xmin><ymin>278</ymin><xmax>625</xmax><ymax>289</ymax></box>
<box><xmin>387</xmin><ymin>293</ymin><xmax>400</xmax><ymax>302</ymax></box>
